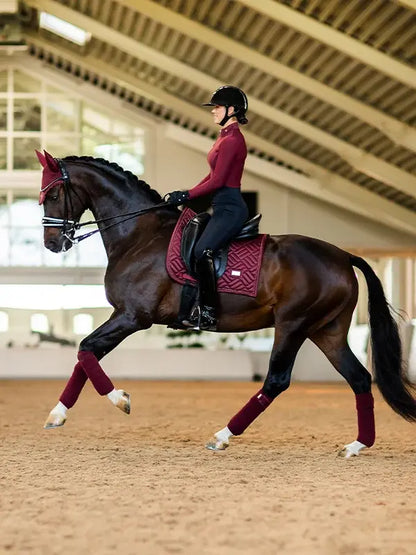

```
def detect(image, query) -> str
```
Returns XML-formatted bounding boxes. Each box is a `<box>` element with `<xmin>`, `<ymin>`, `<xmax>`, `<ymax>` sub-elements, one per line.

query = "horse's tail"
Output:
<box><xmin>350</xmin><ymin>255</ymin><xmax>416</xmax><ymax>421</ymax></box>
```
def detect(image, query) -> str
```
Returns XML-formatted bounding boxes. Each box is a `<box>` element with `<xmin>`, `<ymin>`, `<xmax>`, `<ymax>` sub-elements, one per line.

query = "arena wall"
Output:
<box><xmin>1</xmin><ymin>325</ymin><xmax>415</xmax><ymax>382</ymax></box>
<box><xmin>0</xmin><ymin>340</ymin><xmax>340</xmax><ymax>381</ymax></box>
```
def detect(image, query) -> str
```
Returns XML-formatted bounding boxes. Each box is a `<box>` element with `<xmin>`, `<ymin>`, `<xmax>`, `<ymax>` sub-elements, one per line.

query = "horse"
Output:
<box><xmin>37</xmin><ymin>150</ymin><xmax>416</xmax><ymax>457</ymax></box>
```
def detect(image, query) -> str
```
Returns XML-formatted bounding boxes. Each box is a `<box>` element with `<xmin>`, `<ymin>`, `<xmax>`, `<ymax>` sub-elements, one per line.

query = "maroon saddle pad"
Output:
<box><xmin>166</xmin><ymin>208</ymin><xmax>267</xmax><ymax>297</ymax></box>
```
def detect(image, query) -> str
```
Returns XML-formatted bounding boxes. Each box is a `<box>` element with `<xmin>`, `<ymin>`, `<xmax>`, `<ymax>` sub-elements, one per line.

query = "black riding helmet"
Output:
<box><xmin>203</xmin><ymin>86</ymin><xmax>248</xmax><ymax>126</ymax></box>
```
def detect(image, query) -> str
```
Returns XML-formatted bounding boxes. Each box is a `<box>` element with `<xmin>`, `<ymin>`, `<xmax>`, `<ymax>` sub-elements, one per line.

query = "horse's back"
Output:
<box><xmin>266</xmin><ymin>233</ymin><xmax>354</xmax><ymax>271</ymax></box>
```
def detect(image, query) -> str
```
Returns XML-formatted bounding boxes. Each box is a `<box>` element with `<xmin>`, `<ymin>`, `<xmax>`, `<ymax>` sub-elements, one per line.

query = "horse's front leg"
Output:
<box><xmin>44</xmin><ymin>312</ymin><xmax>148</xmax><ymax>428</ymax></box>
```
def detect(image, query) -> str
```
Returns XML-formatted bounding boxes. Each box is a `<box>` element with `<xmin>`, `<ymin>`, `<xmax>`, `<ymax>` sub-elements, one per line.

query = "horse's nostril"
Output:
<box><xmin>45</xmin><ymin>239</ymin><xmax>60</xmax><ymax>252</ymax></box>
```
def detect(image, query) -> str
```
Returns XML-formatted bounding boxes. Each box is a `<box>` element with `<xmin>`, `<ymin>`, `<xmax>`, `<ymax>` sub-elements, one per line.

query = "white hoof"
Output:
<box><xmin>205</xmin><ymin>437</ymin><xmax>229</xmax><ymax>451</ymax></box>
<box><xmin>44</xmin><ymin>411</ymin><xmax>66</xmax><ymax>429</ymax></box>
<box><xmin>338</xmin><ymin>440</ymin><xmax>367</xmax><ymax>458</ymax></box>
<box><xmin>115</xmin><ymin>390</ymin><xmax>130</xmax><ymax>415</ymax></box>
<box><xmin>205</xmin><ymin>427</ymin><xmax>233</xmax><ymax>451</ymax></box>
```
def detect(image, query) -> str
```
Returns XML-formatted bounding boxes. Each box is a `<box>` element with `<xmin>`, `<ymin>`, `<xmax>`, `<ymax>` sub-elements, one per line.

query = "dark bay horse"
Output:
<box><xmin>37</xmin><ymin>151</ymin><xmax>416</xmax><ymax>457</ymax></box>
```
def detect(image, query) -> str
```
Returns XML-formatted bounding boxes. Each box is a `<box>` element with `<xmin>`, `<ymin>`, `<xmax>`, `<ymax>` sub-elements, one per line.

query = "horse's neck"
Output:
<box><xmin>86</xmin><ymin>179</ymin><xmax>158</xmax><ymax>254</ymax></box>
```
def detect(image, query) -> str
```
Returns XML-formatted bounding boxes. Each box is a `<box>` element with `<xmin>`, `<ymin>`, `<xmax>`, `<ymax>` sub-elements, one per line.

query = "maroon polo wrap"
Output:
<box><xmin>356</xmin><ymin>392</ymin><xmax>375</xmax><ymax>447</ymax></box>
<box><xmin>77</xmin><ymin>351</ymin><xmax>114</xmax><ymax>396</ymax></box>
<box><xmin>227</xmin><ymin>389</ymin><xmax>273</xmax><ymax>436</ymax></box>
<box><xmin>60</xmin><ymin>362</ymin><xmax>88</xmax><ymax>409</ymax></box>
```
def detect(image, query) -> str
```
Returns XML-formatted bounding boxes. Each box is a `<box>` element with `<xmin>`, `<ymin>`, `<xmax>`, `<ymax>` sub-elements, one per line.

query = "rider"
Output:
<box><xmin>167</xmin><ymin>85</ymin><xmax>249</xmax><ymax>331</ymax></box>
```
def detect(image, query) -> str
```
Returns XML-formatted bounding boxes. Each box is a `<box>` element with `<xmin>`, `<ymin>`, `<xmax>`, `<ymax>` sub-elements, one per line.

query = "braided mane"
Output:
<box><xmin>63</xmin><ymin>155</ymin><xmax>163</xmax><ymax>203</ymax></box>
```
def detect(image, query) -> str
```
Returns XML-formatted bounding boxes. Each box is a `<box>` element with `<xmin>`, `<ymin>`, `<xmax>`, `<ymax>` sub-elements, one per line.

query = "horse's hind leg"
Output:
<box><xmin>44</xmin><ymin>311</ymin><xmax>143</xmax><ymax>429</ymax></box>
<box><xmin>206</xmin><ymin>324</ymin><xmax>306</xmax><ymax>451</ymax></box>
<box><xmin>310</xmin><ymin>314</ymin><xmax>374</xmax><ymax>457</ymax></box>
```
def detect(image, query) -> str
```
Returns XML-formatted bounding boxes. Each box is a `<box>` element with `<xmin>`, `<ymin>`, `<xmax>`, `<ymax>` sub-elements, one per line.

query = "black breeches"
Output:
<box><xmin>194</xmin><ymin>188</ymin><xmax>248</xmax><ymax>260</ymax></box>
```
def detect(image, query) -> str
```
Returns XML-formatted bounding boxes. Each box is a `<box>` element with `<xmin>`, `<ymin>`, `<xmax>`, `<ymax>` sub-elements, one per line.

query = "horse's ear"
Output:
<box><xmin>35</xmin><ymin>149</ymin><xmax>46</xmax><ymax>167</ymax></box>
<box><xmin>43</xmin><ymin>150</ymin><xmax>59</xmax><ymax>171</ymax></box>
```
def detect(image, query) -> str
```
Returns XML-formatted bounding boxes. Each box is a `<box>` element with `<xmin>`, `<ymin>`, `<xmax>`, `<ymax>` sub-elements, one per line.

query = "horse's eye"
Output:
<box><xmin>48</xmin><ymin>193</ymin><xmax>59</xmax><ymax>202</ymax></box>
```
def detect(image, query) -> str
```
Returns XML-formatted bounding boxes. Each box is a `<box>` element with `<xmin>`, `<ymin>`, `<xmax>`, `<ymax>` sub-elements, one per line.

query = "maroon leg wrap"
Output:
<box><xmin>356</xmin><ymin>392</ymin><xmax>375</xmax><ymax>447</ymax></box>
<box><xmin>227</xmin><ymin>389</ymin><xmax>273</xmax><ymax>436</ymax></box>
<box><xmin>77</xmin><ymin>350</ymin><xmax>114</xmax><ymax>396</ymax></box>
<box><xmin>59</xmin><ymin>362</ymin><xmax>88</xmax><ymax>409</ymax></box>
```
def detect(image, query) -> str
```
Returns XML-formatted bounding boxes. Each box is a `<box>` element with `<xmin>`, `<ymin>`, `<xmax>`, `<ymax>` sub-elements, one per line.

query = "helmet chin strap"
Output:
<box><xmin>220</xmin><ymin>106</ymin><xmax>235</xmax><ymax>126</ymax></box>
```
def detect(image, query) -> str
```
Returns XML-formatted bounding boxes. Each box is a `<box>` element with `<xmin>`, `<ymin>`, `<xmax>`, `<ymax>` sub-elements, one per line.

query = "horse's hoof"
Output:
<box><xmin>205</xmin><ymin>437</ymin><xmax>229</xmax><ymax>451</ymax></box>
<box><xmin>338</xmin><ymin>440</ymin><xmax>367</xmax><ymax>458</ymax></box>
<box><xmin>44</xmin><ymin>411</ymin><xmax>66</xmax><ymax>429</ymax></box>
<box><xmin>116</xmin><ymin>390</ymin><xmax>130</xmax><ymax>415</ymax></box>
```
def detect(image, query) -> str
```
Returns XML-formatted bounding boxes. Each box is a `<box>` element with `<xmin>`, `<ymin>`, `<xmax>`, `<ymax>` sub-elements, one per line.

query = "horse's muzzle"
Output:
<box><xmin>44</xmin><ymin>231</ymin><xmax>74</xmax><ymax>253</ymax></box>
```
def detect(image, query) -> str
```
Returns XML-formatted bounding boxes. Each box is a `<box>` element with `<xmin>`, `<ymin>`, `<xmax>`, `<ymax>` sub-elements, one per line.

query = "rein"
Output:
<box><xmin>41</xmin><ymin>158</ymin><xmax>171</xmax><ymax>245</ymax></box>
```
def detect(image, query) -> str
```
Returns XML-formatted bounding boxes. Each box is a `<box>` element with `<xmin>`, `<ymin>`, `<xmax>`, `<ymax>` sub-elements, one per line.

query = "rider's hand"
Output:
<box><xmin>165</xmin><ymin>190</ymin><xmax>190</xmax><ymax>206</ymax></box>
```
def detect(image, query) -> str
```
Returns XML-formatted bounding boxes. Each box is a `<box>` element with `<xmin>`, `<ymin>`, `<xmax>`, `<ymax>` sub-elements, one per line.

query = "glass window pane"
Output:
<box><xmin>77</xmin><ymin>233</ymin><xmax>108</xmax><ymax>267</ymax></box>
<box><xmin>0</xmin><ymin>70</ymin><xmax>7</xmax><ymax>92</ymax></box>
<box><xmin>13</xmin><ymin>137</ymin><xmax>41</xmax><ymax>169</ymax></box>
<box><xmin>44</xmin><ymin>136</ymin><xmax>79</xmax><ymax>158</ymax></box>
<box><xmin>62</xmin><ymin>248</ymin><xmax>79</xmax><ymax>267</ymax></box>
<box><xmin>82</xmin><ymin>107</ymin><xmax>111</xmax><ymax>134</ymax></box>
<box><xmin>13</xmin><ymin>70</ymin><xmax>41</xmax><ymax>93</ymax></box>
<box><xmin>13</xmin><ymin>98</ymin><xmax>41</xmax><ymax>131</ymax></box>
<box><xmin>0</xmin><ymin>228</ymin><xmax>10</xmax><ymax>265</ymax></box>
<box><xmin>0</xmin><ymin>138</ymin><xmax>6</xmax><ymax>169</ymax></box>
<box><xmin>42</xmin><ymin>247</ymin><xmax>66</xmax><ymax>267</ymax></box>
<box><xmin>81</xmin><ymin>125</ymin><xmax>112</xmax><ymax>157</ymax></box>
<box><xmin>9</xmin><ymin>199</ymin><xmax>42</xmax><ymax>264</ymax></box>
<box><xmin>46</xmin><ymin>97</ymin><xmax>77</xmax><ymax>132</ymax></box>
<box><xmin>10</xmin><ymin>198</ymin><xmax>42</xmax><ymax>227</ymax></box>
<box><xmin>0</xmin><ymin>99</ymin><xmax>7</xmax><ymax>130</ymax></box>
<box><xmin>10</xmin><ymin>226</ymin><xmax>42</xmax><ymax>266</ymax></box>
<box><xmin>94</xmin><ymin>139</ymin><xmax>144</xmax><ymax>175</ymax></box>
<box><xmin>0</xmin><ymin>197</ymin><xmax>9</xmax><ymax>225</ymax></box>
<box><xmin>112</xmin><ymin>121</ymin><xmax>131</xmax><ymax>135</ymax></box>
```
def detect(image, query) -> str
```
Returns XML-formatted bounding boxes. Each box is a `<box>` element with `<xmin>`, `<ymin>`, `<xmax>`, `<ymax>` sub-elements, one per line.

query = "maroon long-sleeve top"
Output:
<box><xmin>188</xmin><ymin>122</ymin><xmax>247</xmax><ymax>200</ymax></box>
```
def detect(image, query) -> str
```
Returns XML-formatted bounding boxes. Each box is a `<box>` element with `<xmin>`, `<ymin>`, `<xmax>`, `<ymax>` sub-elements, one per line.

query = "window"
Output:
<box><xmin>31</xmin><ymin>313</ymin><xmax>49</xmax><ymax>333</ymax></box>
<box><xmin>0</xmin><ymin>68</ymin><xmax>147</xmax><ymax>267</ymax></box>
<box><xmin>73</xmin><ymin>313</ymin><xmax>93</xmax><ymax>335</ymax></box>
<box><xmin>0</xmin><ymin>68</ymin><xmax>145</xmax><ymax>174</ymax></box>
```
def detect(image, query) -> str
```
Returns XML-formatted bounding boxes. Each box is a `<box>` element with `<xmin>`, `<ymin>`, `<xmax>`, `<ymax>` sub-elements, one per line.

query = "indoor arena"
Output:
<box><xmin>0</xmin><ymin>1</ymin><xmax>415</xmax><ymax>554</ymax></box>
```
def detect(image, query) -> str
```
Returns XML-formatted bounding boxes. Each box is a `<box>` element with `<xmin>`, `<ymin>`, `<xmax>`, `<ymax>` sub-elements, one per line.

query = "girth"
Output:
<box><xmin>180</xmin><ymin>212</ymin><xmax>262</xmax><ymax>279</ymax></box>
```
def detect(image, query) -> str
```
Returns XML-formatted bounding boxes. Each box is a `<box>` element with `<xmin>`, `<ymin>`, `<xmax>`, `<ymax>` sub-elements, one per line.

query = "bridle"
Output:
<box><xmin>41</xmin><ymin>158</ymin><xmax>170</xmax><ymax>246</ymax></box>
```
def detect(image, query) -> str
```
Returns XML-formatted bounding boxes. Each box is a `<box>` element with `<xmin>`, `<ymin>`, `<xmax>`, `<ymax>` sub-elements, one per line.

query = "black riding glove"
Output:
<box><xmin>166</xmin><ymin>190</ymin><xmax>190</xmax><ymax>206</ymax></box>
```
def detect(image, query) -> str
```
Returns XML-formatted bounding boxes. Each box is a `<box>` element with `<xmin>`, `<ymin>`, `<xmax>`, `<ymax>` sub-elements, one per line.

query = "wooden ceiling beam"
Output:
<box><xmin>24</xmin><ymin>1</ymin><xmax>416</xmax><ymax>196</ymax></box>
<box><xmin>239</xmin><ymin>0</ymin><xmax>415</xmax><ymax>87</ymax></box>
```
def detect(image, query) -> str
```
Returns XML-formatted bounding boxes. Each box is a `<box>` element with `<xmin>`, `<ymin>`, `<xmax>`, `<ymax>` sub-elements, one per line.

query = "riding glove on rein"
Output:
<box><xmin>167</xmin><ymin>190</ymin><xmax>190</xmax><ymax>206</ymax></box>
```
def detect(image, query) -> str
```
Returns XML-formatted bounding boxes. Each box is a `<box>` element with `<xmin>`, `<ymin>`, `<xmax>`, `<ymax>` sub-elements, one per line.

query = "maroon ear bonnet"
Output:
<box><xmin>36</xmin><ymin>150</ymin><xmax>62</xmax><ymax>205</ymax></box>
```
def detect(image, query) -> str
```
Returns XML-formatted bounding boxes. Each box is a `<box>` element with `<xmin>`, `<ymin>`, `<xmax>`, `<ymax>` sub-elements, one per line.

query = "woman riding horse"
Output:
<box><xmin>167</xmin><ymin>86</ymin><xmax>250</xmax><ymax>331</ymax></box>
<box><xmin>36</xmin><ymin>141</ymin><xmax>416</xmax><ymax>458</ymax></box>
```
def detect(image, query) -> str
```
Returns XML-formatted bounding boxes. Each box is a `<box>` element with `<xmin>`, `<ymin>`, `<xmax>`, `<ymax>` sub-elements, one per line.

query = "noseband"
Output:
<box><xmin>41</xmin><ymin>158</ymin><xmax>170</xmax><ymax>245</ymax></box>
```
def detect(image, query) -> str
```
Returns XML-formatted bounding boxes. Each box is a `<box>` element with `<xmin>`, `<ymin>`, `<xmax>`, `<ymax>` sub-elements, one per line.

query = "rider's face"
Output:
<box><xmin>211</xmin><ymin>105</ymin><xmax>235</xmax><ymax>125</ymax></box>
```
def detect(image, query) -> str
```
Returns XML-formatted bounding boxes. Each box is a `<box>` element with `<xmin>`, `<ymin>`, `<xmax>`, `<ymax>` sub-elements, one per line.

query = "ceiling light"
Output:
<box><xmin>39</xmin><ymin>12</ymin><xmax>91</xmax><ymax>46</ymax></box>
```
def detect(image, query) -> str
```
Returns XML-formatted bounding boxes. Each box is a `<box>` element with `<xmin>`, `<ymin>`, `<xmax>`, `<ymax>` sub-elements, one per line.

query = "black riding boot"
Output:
<box><xmin>183</xmin><ymin>249</ymin><xmax>217</xmax><ymax>331</ymax></box>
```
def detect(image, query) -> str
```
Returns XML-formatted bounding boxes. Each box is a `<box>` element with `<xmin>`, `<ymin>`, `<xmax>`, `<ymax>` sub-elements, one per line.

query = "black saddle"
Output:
<box><xmin>180</xmin><ymin>212</ymin><xmax>262</xmax><ymax>279</ymax></box>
